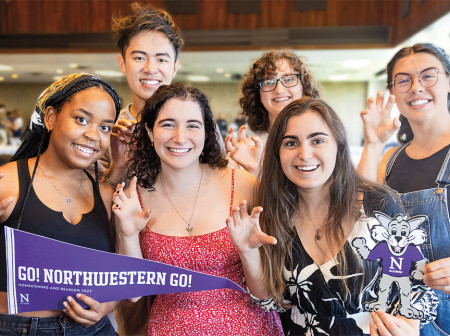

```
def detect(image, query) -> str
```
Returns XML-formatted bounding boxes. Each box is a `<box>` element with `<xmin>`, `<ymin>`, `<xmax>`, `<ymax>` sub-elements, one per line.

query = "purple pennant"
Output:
<box><xmin>5</xmin><ymin>227</ymin><xmax>244</xmax><ymax>314</ymax></box>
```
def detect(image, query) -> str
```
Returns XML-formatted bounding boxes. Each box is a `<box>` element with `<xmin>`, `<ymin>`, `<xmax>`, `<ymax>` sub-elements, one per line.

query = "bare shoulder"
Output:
<box><xmin>0</xmin><ymin>161</ymin><xmax>19</xmax><ymax>192</ymax></box>
<box><xmin>233</xmin><ymin>167</ymin><xmax>257</xmax><ymax>189</ymax></box>
<box><xmin>0</xmin><ymin>161</ymin><xmax>19</xmax><ymax>223</ymax></box>
<box><xmin>229</xmin><ymin>167</ymin><xmax>258</xmax><ymax>208</ymax></box>
<box><xmin>377</xmin><ymin>147</ymin><xmax>397</xmax><ymax>184</ymax></box>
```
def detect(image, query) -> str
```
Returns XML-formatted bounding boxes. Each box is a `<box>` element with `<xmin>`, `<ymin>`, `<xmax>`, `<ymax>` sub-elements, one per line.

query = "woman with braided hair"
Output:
<box><xmin>0</xmin><ymin>73</ymin><xmax>121</xmax><ymax>335</ymax></box>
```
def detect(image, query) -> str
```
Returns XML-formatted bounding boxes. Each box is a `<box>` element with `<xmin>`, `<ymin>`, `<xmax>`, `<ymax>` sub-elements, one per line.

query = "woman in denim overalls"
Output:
<box><xmin>358</xmin><ymin>43</ymin><xmax>450</xmax><ymax>335</ymax></box>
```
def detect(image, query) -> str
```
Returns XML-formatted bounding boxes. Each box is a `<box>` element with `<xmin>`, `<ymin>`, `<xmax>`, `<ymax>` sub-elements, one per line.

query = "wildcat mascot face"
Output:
<box><xmin>352</xmin><ymin>211</ymin><xmax>428</xmax><ymax>319</ymax></box>
<box><xmin>372</xmin><ymin>213</ymin><xmax>427</xmax><ymax>256</ymax></box>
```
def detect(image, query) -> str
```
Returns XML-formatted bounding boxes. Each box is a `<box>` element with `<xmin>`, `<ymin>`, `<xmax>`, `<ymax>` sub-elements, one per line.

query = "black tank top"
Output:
<box><xmin>386</xmin><ymin>144</ymin><xmax>450</xmax><ymax>193</ymax></box>
<box><xmin>386</xmin><ymin>144</ymin><xmax>450</xmax><ymax>212</ymax></box>
<box><xmin>0</xmin><ymin>159</ymin><xmax>113</xmax><ymax>292</ymax></box>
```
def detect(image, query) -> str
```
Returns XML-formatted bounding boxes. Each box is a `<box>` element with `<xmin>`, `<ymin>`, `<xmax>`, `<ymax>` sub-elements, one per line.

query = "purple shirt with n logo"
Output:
<box><xmin>368</xmin><ymin>242</ymin><xmax>423</xmax><ymax>277</ymax></box>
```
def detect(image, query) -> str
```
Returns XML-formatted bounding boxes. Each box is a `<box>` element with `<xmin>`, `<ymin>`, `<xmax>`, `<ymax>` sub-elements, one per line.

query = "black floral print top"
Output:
<box><xmin>252</xmin><ymin>196</ymin><xmax>437</xmax><ymax>336</ymax></box>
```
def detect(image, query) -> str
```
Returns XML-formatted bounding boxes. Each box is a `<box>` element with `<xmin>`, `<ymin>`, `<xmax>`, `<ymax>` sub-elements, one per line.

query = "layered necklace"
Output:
<box><xmin>38</xmin><ymin>165</ymin><xmax>84</xmax><ymax>204</ymax></box>
<box><xmin>160</xmin><ymin>166</ymin><xmax>203</xmax><ymax>232</ymax></box>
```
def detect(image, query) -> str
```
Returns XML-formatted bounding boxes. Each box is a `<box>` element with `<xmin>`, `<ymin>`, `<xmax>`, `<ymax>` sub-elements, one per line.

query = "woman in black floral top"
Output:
<box><xmin>226</xmin><ymin>97</ymin><xmax>436</xmax><ymax>335</ymax></box>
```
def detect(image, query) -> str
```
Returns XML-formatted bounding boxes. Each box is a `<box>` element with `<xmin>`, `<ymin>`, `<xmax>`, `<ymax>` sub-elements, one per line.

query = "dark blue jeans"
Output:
<box><xmin>0</xmin><ymin>313</ymin><xmax>117</xmax><ymax>336</ymax></box>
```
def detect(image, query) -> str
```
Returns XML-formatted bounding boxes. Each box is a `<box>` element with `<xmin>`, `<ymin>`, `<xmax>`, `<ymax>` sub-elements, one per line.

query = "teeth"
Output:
<box><xmin>140</xmin><ymin>79</ymin><xmax>159</xmax><ymax>85</ymax></box>
<box><xmin>74</xmin><ymin>144</ymin><xmax>94</xmax><ymax>154</ymax></box>
<box><xmin>410</xmin><ymin>99</ymin><xmax>429</xmax><ymax>106</ymax></box>
<box><xmin>296</xmin><ymin>165</ymin><xmax>318</xmax><ymax>171</ymax></box>
<box><xmin>273</xmin><ymin>97</ymin><xmax>289</xmax><ymax>102</ymax></box>
<box><xmin>169</xmin><ymin>148</ymin><xmax>190</xmax><ymax>154</ymax></box>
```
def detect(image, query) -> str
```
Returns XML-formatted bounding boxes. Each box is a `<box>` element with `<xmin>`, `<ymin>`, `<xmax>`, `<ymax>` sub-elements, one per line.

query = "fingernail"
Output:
<box><xmin>63</xmin><ymin>301</ymin><xmax>68</xmax><ymax>307</ymax></box>
<box><xmin>67</xmin><ymin>296</ymin><xmax>72</xmax><ymax>302</ymax></box>
<box><xmin>76</xmin><ymin>293</ymin><xmax>81</xmax><ymax>298</ymax></box>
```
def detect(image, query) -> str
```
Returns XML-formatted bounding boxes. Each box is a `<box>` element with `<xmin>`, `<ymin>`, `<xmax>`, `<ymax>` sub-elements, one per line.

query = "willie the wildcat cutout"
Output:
<box><xmin>352</xmin><ymin>211</ymin><xmax>428</xmax><ymax>319</ymax></box>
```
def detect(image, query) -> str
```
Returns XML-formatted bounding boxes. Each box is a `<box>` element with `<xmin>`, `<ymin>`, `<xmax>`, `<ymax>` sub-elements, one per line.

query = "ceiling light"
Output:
<box><xmin>69</xmin><ymin>63</ymin><xmax>78</xmax><ymax>69</ymax></box>
<box><xmin>56</xmin><ymin>69</ymin><xmax>64</xmax><ymax>74</ymax></box>
<box><xmin>329</xmin><ymin>74</ymin><xmax>349</xmax><ymax>81</ymax></box>
<box><xmin>215</xmin><ymin>68</ymin><xmax>224</xmax><ymax>73</ymax></box>
<box><xmin>224</xmin><ymin>73</ymin><xmax>231</xmax><ymax>78</ymax></box>
<box><xmin>11</xmin><ymin>74</ymin><xmax>18</xmax><ymax>79</ymax></box>
<box><xmin>94</xmin><ymin>70</ymin><xmax>124</xmax><ymax>78</ymax></box>
<box><xmin>187</xmin><ymin>75</ymin><xmax>210</xmax><ymax>82</ymax></box>
<box><xmin>0</xmin><ymin>64</ymin><xmax>13</xmax><ymax>71</ymax></box>
<box><xmin>342</xmin><ymin>60</ymin><xmax>371</xmax><ymax>68</ymax></box>
<box><xmin>0</xmin><ymin>77</ymin><xmax>4</xmax><ymax>81</ymax></box>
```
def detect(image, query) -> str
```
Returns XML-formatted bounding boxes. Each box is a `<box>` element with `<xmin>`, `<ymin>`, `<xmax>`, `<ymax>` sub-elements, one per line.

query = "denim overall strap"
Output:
<box><xmin>436</xmin><ymin>147</ymin><xmax>450</xmax><ymax>188</ymax></box>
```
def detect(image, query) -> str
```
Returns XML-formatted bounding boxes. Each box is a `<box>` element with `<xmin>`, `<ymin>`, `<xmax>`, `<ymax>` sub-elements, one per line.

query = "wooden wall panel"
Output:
<box><xmin>0</xmin><ymin>0</ymin><xmax>448</xmax><ymax>50</ymax></box>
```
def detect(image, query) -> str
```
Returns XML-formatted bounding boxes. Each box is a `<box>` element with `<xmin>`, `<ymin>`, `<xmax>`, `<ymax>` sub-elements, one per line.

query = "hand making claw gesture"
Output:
<box><xmin>112</xmin><ymin>177</ymin><xmax>151</xmax><ymax>257</ymax></box>
<box><xmin>226</xmin><ymin>200</ymin><xmax>277</xmax><ymax>255</ymax></box>
<box><xmin>360</xmin><ymin>91</ymin><xmax>400</xmax><ymax>146</ymax></box>
<box><xmin>225</xmin><ymin>125</ymin><xmax>264</xmax><ymax>176</ymax></box>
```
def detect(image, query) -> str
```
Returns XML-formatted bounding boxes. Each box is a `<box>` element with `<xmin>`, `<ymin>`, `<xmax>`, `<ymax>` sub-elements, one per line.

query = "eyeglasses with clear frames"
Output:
<box><xmin>259</xmin><ymin>74</ymin><xmax>300</xmax><ymax>92</ymax></box>
<box><xmin>388</xmin><ymin>68</ymin><xmax>449</xmax><ymax>93</ymax></box>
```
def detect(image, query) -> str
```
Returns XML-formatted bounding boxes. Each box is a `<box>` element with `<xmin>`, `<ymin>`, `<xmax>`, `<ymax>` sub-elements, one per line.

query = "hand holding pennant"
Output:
<box><xmin>5</xmin><ymin>227</ymin><xmax>244</xmax><ymax>314</ymax></box>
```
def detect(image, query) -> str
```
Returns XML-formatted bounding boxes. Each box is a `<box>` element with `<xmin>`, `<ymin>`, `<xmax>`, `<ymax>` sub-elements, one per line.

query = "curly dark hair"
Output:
<box><xmin>240</xmin><ymin>49</ymin><xmax>320</xmax><ymax>133</ymax></box>
<box><xmin>112</xmin><ymin>2</ymin><xmax>183</xmax><ymax>60</ymax></box>
<box><xmin>386</xmin><ymin>43</ymin><xmax>450</xmax><ymax>144</ymax></box>
<box><xmin>127</xmin><ymin>83</ymin><xmax>228</xmax><ymax>189</ymax></box>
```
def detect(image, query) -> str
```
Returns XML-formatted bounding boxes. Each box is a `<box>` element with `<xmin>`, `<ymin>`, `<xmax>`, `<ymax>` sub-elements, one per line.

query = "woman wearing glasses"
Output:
<box><xmin>225</xmin><ymin>49</ymin><xmax>320</xmax><ymax>176</ymax></box>
<box><xmin>358</xmin><ymin>43</ymin><xmax>450</xmax><ymax>335</ymax></box>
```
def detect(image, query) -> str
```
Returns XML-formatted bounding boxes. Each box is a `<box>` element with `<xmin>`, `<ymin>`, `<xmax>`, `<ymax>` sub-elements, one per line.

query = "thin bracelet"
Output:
<box><xmin>103</xmin><ymin>169</ymin><xmax>121</xmax><ymax>188</ymax></box>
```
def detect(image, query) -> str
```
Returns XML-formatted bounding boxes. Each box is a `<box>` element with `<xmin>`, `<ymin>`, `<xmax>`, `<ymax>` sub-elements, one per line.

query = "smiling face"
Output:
<box><xmin>147</xmin><ymin>98</ymin><xmax>205</xmax><ymax>171</ymax></box>
<box><xmin>118</xmin><ymin>30</ymin><xmax>179</xmax><ymax>113</ymax></box>
<box><xmin>390</xmin><ymin>52</ymin><xmax>450</xmax><ymax>127</ymax></box>
<box><xmin>260</xmin><ymin>58</ymin><xmax>304</xmax><ymax>127</ymax></box>
<box><xmin>279</xmin><ymin>110</ymin><xmax>338</xmax><ymax>196</ymax></box>
<box><xmin>45</xmin><ymin>87</ymin><xmax>116</xmax><ymax>169</ymax></box>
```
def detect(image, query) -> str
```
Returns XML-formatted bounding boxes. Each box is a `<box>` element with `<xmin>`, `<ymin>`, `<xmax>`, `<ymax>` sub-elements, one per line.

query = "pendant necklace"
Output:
<box><xmin>302</xmin><ymin>211</ymin><xmax>323</xmax><ymax>241</ymax></box>
<box><xmin>160</xmin><ymin>166</ymin><xmax>203</xmax><ymax>232</ymax></box>
<box><xmin>38</xmin><ymin>165</ymin><xmax>84</xmax><ymax>204</ymax></box>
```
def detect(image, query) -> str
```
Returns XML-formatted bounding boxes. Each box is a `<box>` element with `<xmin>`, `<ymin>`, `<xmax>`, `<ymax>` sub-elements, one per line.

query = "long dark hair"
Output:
<box><xmin>127</xmin><ymin>83</ymin><xmax>227</xmax><ymax>189</ymax></box>
<box><xmin>386</xmin><ymin>43</ymin><xmax>450</xmax><ymax>144</ymax></box>
<box><xmin>240</xmin><ymin>49</ymin><xmax>320</xmax><ymax>133</ymax></box>
<box><xmin>258</xmin><ymin>97</ymin><xmax>398</xmax><ymax>305</ymax></box>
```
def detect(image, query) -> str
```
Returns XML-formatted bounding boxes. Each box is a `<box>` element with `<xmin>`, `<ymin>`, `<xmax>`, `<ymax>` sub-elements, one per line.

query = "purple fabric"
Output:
<box><xmin>5</xmin><ymin>227</ymin><xmax>244</xmax><ymax>314</ymax></box>
<box><xmin>367</xmin><ymin>242</ymin><xmax>423</xmax><ymax>277</ymax></box>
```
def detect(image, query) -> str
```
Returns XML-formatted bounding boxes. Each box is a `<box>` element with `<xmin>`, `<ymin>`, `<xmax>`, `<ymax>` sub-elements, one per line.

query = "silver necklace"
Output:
<box><xmin>160</xmin><ymin>166</ymin><xmax>203</xmax><ymax>232</ymax></box>
<box><xmin>38</xmin><ymin>165</ymin><xmax>84</xmax><ymax>204</ymax></box>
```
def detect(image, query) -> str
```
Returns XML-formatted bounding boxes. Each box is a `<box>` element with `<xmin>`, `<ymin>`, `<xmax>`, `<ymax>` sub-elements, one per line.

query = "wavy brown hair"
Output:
<box><xmin>386</xmin><ymin>43</ymin><xmax>450</xmax><ymax>144</ymax></box>
<box><xmin>240</xmin><ymin>49</ymin><xmax>320</xmax><ymax>133</ymax></box>
<box><xmin>258</xmin><ymin>97</ymin><xmax>398</xmax><ymax>306</ymax></box>
<box><xmin>127</xmin><ymin>84</ymin><xmax>228</xmax><ymax>189</ymax></box>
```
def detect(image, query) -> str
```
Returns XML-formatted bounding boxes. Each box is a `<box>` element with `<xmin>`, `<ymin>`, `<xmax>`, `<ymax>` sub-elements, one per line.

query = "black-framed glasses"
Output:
<box><xmin>259</xmin><ymin>74</ymin><xmax>300</xmax><ymax>92</ymax></box>
<box><xmin>388</xmin><ymin>69</ymin><xmax>449</xmax><ymax>93</ymax></box>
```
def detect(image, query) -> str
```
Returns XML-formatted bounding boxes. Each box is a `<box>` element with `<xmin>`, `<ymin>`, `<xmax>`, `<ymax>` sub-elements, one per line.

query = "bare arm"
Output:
<box><xmin>357</xmin><ymin>92</ymin><xmax>400</xmax><ymax>182</ymax></box>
